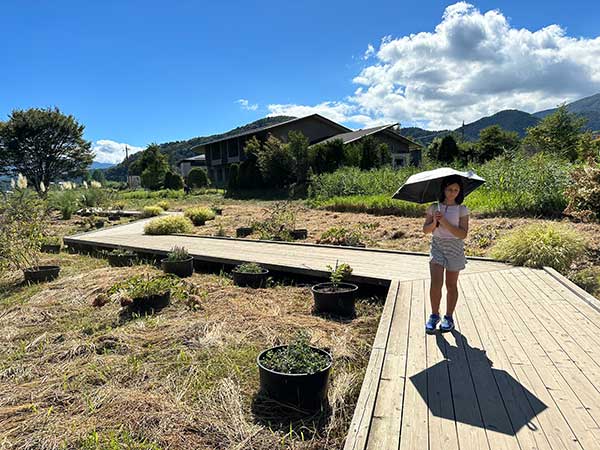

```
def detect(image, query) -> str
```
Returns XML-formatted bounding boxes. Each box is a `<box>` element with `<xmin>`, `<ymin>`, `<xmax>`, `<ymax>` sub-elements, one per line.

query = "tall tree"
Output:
<box><xmin>0</xmin><ymin>107</ymin><xmax>93</xmax><ymax>195</ymax></box>
<box><xmin>523</xmin><ymin>105</ymin><xmax>587</xmax><ymax>162</ymax></box>
<box><xmin>476</xmin><ymin>125</ymin><xmax>520</xmax><ymax>163</ymax></box>
<box><xmin>137</xmin><ymin>144</ymin><xmax>169</xmax><ymax>190</ymax></box>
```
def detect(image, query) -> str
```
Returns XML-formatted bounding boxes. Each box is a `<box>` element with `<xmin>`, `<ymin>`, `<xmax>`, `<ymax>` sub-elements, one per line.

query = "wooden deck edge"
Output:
<box><xmin>61</xmin><ymin>237</ymin><xmax>391</xmax><ymax>286</ymax></box>
<box><xmin>542</xmin><ymin>266</ymin><xmax>600</xmax><ymax>314</ymax></box>
<box><xmin>343</xmin><ymin>279</ymin><xmax>401</xmax><ymax>450</ymax></box>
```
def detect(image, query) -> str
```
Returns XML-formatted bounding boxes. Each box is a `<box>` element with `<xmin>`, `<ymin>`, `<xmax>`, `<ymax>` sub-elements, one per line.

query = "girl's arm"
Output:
<box><xmin>423</xmin><ymin>209</ymin><xmax>437</xmax><ymax>234</ymax></box>
<box><xmin>439</xmin><ymin>215</ymin><xmax>469</xmax><ymax>239</ymax></box>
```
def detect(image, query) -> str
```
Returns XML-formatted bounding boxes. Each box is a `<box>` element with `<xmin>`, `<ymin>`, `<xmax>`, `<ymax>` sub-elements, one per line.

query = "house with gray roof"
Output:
<box><xmin>188</xmin><ymin>114</ymin><xmax>422</xmax><ymax>186</ymax></box>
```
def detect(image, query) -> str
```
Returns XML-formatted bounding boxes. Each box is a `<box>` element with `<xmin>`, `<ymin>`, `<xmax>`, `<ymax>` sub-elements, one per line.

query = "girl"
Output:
<box><xmin>422</xmin><ymin>175</ymin><xmax>469</xmax><ymax>333</ymax></box>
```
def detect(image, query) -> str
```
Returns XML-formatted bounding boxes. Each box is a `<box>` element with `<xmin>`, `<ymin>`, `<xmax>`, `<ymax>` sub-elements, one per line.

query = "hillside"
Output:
<box><xmin>105</xmin><ymin>115</ymin><xmax>295</xmax><ymax>181</ymax></box>
<box><xmin>401</xmin><ymin>109</ymin><xmax>539</xmax><ymax>145</ymax></box>
<box><xmin>459</xmin><ymin>109</ymin><xmax>540</xmax><ymax>141</ymax></box>
<box><xmin>534</xmin><ymin>93</ymin><xmax>600</xmax><ymax>131</ymax></box>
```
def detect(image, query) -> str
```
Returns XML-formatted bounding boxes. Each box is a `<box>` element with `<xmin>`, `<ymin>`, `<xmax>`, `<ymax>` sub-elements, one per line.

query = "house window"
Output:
<box><xmin>211</xmin><ymin>144</ymin><xmax>220</xmax><ymax>160</ymax></box>
<box><xmin>228</xmin><ymin>140</ymin><xmax>238</xmax><ymax>157</ymax></box>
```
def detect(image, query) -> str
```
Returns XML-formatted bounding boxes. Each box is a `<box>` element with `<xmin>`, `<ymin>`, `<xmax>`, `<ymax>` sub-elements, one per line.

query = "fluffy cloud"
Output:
<box><xmin>236</xmin><ymin>99</ymin><xmax>258</xmax><ymax>111</ymax></box>
<box><xmin>92</xmin><ymin>140</ymin><xmax>144</xmax><ymax>164</ymax></box>
<box><xmin>268</xmin><ymin>2</ymin><xmax>600</xmax><ymax>130</ymax></box>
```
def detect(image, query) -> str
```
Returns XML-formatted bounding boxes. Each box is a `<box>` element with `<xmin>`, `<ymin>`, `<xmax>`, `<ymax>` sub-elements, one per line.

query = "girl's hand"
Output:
<box><xmin>434</xmin><ymin>211</ymin><xmax>443</xmax><ymax>224</ymax></box>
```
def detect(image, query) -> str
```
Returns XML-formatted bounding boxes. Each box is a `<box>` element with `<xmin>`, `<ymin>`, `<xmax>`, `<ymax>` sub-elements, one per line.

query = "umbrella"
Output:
<box><xmin>392</xmin><ymin>167</ymin><xmax>485</xmax><ymax>204</ymax></box>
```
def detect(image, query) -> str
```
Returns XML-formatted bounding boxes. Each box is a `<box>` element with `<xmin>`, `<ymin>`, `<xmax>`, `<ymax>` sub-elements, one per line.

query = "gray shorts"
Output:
<box><xmin>430</xmin><ymin>236</ymin><xmax>467</xmax><ymax>272</ymax></box>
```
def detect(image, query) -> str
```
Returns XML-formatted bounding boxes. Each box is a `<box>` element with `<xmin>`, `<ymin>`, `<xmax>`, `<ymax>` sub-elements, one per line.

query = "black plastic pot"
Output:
<box><xmin>257</xmin><ymin>345</ymin><xmax>332</xmax><ymax>411</ymax></box>
<box><xmin>161</xmin><ymin>257</ymin><xmax>194</xmax><ymax>278</ymax></box>
<box><xmin>126</xmin><ymin>291</ymin><xmax>171</xmax><ymax>313</ymax></box>
<box><xmin>24</xmin><ymin>265</ymin><xmax>60</xmax><ymax>283</ymax></box>
<box><xmin>192</xmin><ymin>217</ymin><xmax>205</xmax><ymax>226</ymax></box>
<box><xmin>107</xmin><ymin>254</ymin><xmax>136</xmax><ymax>267</ymax></box>
<box><xmin>236</xmin><ymin>227</ymin><xmax>253</xmax><ymax>238</ymax></box>
<box><xmin>232</xmin><ymin>268</ymin><xmax>269</xmax><ymax>288</ymax></box>
<box><xmin>41</xmin><ymin>244</ymin><xmax>61</xmax><ymax>254</ymax></box>
<box><xmin>94</xmin><ymin>220</ymin><xmax>105</xmax><ymax>229</ymax></box>
<box><xmin>311</xmin><ymin>282</ymin><xmax>359</xmax><ymax>317</ymax></box>
<box><xmin>212</xmin><ymin>207</ymin><xmax>223</xmax><ymax>215</ymax></box>
<box><xmin>291</xmin><ymin>229</ymin><xmax>308</xmax><ymax>240</ymax></box>
<box><xmin>108</xmin><ymin>214</ymin><xmax>121</xmax><ymax>221</ymax></box>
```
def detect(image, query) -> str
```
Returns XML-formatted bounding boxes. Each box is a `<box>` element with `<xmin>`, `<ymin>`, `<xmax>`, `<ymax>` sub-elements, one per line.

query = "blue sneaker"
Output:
<box><xmin>425</xmin><ymin>314</ymin><xmax>440</xmax><ymax>334</ymax></box>
<box><xmin>440</xmin><ymin>315</ymin><xmax>455</xmax><ymax>333</ymax></box>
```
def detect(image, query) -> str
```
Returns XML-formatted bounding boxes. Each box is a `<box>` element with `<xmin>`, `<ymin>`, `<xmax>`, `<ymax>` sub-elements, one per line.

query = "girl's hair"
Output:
<box><xmin>439</xmin><ymin>175</ymin><xmax>465</xmax><ymax>204</ymax></box>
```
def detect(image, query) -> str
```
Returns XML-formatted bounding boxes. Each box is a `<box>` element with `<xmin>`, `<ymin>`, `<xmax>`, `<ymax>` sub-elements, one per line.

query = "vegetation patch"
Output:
<box><xmin>490</xmin><ymin>223</ymin><xmax>586</xmax><ymax>271</ymax></box>
<box><xmin>143</xmin><ymin>216</ymin><xmax>193</xmax><ymax>235</ymax></box>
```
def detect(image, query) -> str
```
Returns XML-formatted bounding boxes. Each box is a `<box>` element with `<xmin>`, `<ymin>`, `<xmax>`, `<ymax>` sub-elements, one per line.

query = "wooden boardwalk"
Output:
<box><xmin>65</xmin><ymin>219</ymin><xmax>600</xmax><ymax>450</ymax></box>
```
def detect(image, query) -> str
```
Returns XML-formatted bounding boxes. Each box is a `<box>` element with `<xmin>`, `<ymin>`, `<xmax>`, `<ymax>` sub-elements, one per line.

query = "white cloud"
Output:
<box><xmin>363</xmin><ymin>44</ymin><xmax>375</xmax><ymax>60</ymax></box>
<box><xmin>236</xmin><ymin>99</ymin><xmax>258</xmax><ymax>111</ymax></box>
<box><xmin>269</xmin><ymin>3</ymin><xmax>600</xmax><ymax>130</ymax></box>
<box><xmin>92</xmin><ymin>140</ymin><xmax>144</xmax><ymax>164</ymax></box>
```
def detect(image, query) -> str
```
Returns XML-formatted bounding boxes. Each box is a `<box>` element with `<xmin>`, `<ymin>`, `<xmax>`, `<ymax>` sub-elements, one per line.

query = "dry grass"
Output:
<box><xmin>0</xmin><ymin>253</ymin><xmax>381</xmax><ymax>449</ymax></box>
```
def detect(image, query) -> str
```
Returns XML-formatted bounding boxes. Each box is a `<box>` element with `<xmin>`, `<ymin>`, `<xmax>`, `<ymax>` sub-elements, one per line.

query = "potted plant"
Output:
<box><xmin>232</xmin><ymin>262</ymin><xmax>269</xmax><ymax>288</ymax></box>
<box><xmin>93</xmin><ymin>216</ymin><xmax>105</xmax><ymax>229</ymax></box>
<box><xmin>0</xmin><ymin>179</ymin><xmax>59</xmax><ymax>283</ymax></box>
<box><xmin>311</xmin><ymin>261</ymin><xmax>358</xmax><ymax>317</ymax></box>
<box><xmin>257</xmin><ymin>330</ymin><xmax>332</xmax><ymax>412</ymax></box>
<box><xmin>210</xmin><ymin>203</ymin><xmax>223</xmax><ymax>215</ymax></box>
<box><xmin>103</xmin><ymin>248</ymin><xmax>138</xmax><ymax>267</ymax></box>
<box><xmin>41</xmin><ymin>236</ymin><xmax>63</xmax><ymax>254</ymax></box>
<box><xmin>236</xmin><ymin>225</ymin><xmax>253</xmax><ymax>238</ymax></box>
<box><xmin>108</xmin><ymin>274</ymin><xmax>176</xmax><ymax>313</ymax></box>
<box><xmin>291</xmin><ymin>229</ymin><xmax>308</xmax><ymax>240</ymax></box>
<box><xmin>161</xmin><ymin>246</ymin><xmax>194</xmax><ymax>278</ymax></box>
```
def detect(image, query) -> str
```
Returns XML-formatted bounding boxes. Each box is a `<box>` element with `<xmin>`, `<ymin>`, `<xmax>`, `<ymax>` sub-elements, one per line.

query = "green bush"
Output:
<box><xmin>227</xmin><ymin>163</ymin><xmax>240</xmax><ymax>191</ymax></box>
<box><xmin>187</xmin><ymin>168</ymin><xmax>209</xmax><ymax>189</ymax></box>
<box><xmin>234</xmin><ymin>262</ymin><xmax>265</xmax><ymax>274</ymax></box>
<box><xmin>184</xmin><ymin>206</ymin><xmax>216</xmax><ymax>225</ymax></box>
<box><xmin>489</xmin><ymin>223</ymin><xmax>586</xmax><ymax>271</ymax></box>
<box><xmin>317</xmin><ymin>227</ymin><xmax>363</xmax><ymax>247</ymax></box>
<box><xmin>563</xmin><ymin>162</ymin><xmax>600</xmax><ymax>222</ymax></box>
<box><xmin>144</xmin><ymin>215</ymin><xmax>193</xmax><ymax>235</ymax></box>
<box><xmin>165</xmin><ymin>246</ymin><xmax>190</xmax><ymax>262</ymax></box>
<box><xmin>80</xmin><ymin>187</ymin><xmax>111</xmax><ymax>208</ymax></box>
<box><xmin>50</xmin><ymin>189</ymin><xmax>80</xmax><ymax>219</ymax></box>
<box><xmin>259</xmin><ymin>330</ymin><xmax>330</xmax><ymax>375</ymax></box>
<box><xmin>156</xmin><ymin>200</ymin><xmax>170</xmax><ymax>211</ymax></box>
<box><xmin>0</xmin><ymin>188</ymin><xmax>48</xmax><ymax>275</ymax></box>
<box><xmin>140</xmin><ymin>205</ymin><xmax>164</xmax><ymax>218</ymax></box>
<box><xmin>163</xmin><ymin>171</ymin><xmax>184</xmax><ymax>190</ymax></box>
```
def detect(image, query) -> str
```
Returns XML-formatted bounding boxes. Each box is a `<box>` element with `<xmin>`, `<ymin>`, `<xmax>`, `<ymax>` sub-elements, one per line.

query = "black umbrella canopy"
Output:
<box><xmin>392</xmin><ymin>167</ymin><xmax>486</xmax><ymax>204</ymax></box>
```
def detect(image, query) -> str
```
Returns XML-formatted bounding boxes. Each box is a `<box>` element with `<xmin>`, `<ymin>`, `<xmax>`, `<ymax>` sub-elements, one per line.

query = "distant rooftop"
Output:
<box><xmin>314</xmin><ymin>124</ymin><xmax>423</xmax><ymax>148</ymax></box>
<box><xmin>190</xmin><ymin>114</ymin><xmax>352</xmax><ymax>151</ymax></box>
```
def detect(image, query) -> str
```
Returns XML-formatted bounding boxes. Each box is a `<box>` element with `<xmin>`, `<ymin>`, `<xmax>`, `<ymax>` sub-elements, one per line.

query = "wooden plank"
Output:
<box><xmin>517</xmin><ymin>269</ymin><xmax>600</xmax><ymax>379</ymax></box>
<box><xmin>344</xmin><ymin>280</ymin><xmax>401</xmax><ymax>450</ymax></box>
<box><xmin>366</xmin><ymin>282</ymin><xmax>412</xmax><ymax>450</ymax></box>
<box><xmin>424</xmin><ymin>278</ymin><xmax>460</xmax><ymax>450</ymax></box>
<box><xmin>453</xmin><ymin>281</ymin><xmax>520</xmax><ymax>449</ymax></box>
<box><xmin>502</xmin><ymin>270</ymin><xmax>600</xmax><ymax>430</ymax></box>
<box><xmin>480</xmin><ymin>271</ymin><xmax>583</xmax><ymax>450</ymax></box>
<box><xmin>490</xmin><ymin>270</ymin><xmax>598</xmax><ymax>449</ymax></box>
<box><xmin>399</xmin><ymin>279</ymin><xmax>429</xmax><ymax>450</ymax></box>
<box><xmin>460</xmin><ymin>274</ymin><xmax>553</xmax><ymax>450</ymax></box>
<box><xmin>344</xmin><ymin>348</ymin><xmax>385</xmax><ymax>450</ymax></box>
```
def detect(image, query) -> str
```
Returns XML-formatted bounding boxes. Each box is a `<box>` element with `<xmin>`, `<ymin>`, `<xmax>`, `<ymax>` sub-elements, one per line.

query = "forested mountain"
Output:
<box><xmin>534</xmin><ymin>93</ymin><xmax>600</xmax><ymax>131</ymax></box>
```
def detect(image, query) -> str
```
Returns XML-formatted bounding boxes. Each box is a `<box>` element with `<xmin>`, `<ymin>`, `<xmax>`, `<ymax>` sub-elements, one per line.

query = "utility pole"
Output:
<box><xmin>461</xmin><ymin>121</ymin><xmax>465</xmax><ymax>142</ymax></box>
<box><xmin>125</xmin><ymin>145</ymin><xmax>130</xmax><ymax>186</ymax></box>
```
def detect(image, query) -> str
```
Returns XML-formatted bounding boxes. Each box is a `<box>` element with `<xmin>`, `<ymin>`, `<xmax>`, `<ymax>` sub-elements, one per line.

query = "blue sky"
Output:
<box><xmin>2</xmin><ymin>0</ymin><xmax>599</xmax><ymax>163</ymax></box>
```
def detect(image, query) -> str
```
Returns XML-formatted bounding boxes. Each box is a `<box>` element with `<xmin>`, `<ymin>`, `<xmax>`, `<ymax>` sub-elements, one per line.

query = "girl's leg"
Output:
<box><xmin>445</xmin><ymin>270</ymin><xmax>460</xmax><ymax>316</ymax></box>
<box><xmin>429</xmin><ymin>262</ymin><xmax>444</xmax><ymax>314</ymax></box>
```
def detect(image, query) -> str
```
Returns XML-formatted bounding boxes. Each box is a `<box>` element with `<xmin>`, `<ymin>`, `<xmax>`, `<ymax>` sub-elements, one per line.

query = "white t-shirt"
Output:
<box><xmin>427</xmin><ymin>203</ymin><xmax>469</xmax><ymax>239</ymax></box>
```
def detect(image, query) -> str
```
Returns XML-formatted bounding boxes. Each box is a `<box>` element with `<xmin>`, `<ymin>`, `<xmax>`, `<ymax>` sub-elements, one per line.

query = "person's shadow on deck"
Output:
<box><xmin>409</xmin><ymin>330</ymin><xmax>547</xmax><ymax>435</ymax></box>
